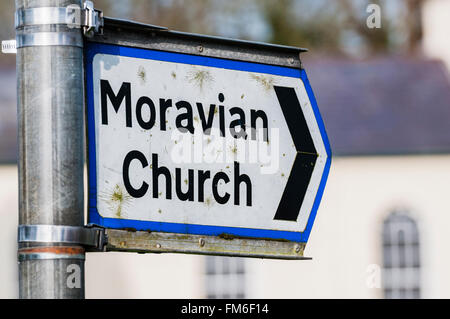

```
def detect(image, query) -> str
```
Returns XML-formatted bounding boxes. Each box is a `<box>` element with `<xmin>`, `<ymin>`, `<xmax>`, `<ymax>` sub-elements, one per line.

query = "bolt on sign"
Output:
<box><xmin>85</xmin><ymin>18</ymin><xmax>332</xmax><ymax>259</ymax></box>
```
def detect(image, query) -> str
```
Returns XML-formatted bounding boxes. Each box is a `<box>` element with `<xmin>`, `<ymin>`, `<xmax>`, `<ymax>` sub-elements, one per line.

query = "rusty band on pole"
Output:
<box><xmin>18</xmin><ymin>246</ymin><xmax>85</xmax><ymax>261</ymax></box>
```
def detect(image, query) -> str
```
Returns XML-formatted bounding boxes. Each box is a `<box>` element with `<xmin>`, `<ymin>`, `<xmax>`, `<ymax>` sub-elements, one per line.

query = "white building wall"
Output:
<box><xmin>423</xmin><ymin>0</ymin><xmax>450</xmax><ymax>71</ymax></box>
<box><xmin>247</xmin><ymin>155</ymin><xmax>450</xmax><ymax>299</ymax></box>
<box><xmin>1</xmin><ymin>155</ymin><xmax>450</xmax><ymax>298</ymax></box>
<box><xmin>85</xmin><ymin>253</ymin><xmax>205</xmax><ymax>298</ymax></box>
<box><xmin>0</xmin><ymin>166</ymin><xmax>19</xmax><ymax>299</ymax></box>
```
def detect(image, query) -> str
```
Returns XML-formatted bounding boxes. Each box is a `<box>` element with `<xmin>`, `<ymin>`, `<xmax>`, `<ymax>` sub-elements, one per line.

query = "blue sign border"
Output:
<box><xmin>85</xmin><ymin>42</ymin><xmax>332</xmax><ymax>243</ymax></box>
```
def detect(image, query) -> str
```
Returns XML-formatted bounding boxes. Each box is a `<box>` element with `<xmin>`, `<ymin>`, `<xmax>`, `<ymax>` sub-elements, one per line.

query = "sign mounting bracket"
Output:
<box><xmin>82</xmin><ymin>0</ymin><xmax>104</xmax><ymax>37</ymax></box>
<box><xmin>4</xmin><ymin>1</ymin><xmax>103</xmax><ymax>52</ymax></box>
<box><xmin>104</xmin><ymin>229</ymin><xmax>310</xmax><ymax>260</ymax></box>
<box><xmin>18</xmin><ymin>224</ymin><xmax>108</xmax><ymax>252</ymax></box>
<box><xmin>14</xmin><ymin>1</ymin><xmax>103</xmax><ymax>41</ymax></box>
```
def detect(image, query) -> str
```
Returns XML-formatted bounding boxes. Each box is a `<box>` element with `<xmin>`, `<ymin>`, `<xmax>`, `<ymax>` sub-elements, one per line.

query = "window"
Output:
<box><xmin>382</xmin><ymin>211</ymin><xmax>421</xmax><ymax>299</ymax></box>
<box><xmin>205</xmin><ymin>256</ymin><xmax>245</xmax><ymax>299</ymax></box>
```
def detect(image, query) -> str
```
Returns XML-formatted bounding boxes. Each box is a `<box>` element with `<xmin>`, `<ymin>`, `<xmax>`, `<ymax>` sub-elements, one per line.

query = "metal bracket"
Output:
<box><xmin>82</xmin><ymin>1</ymin><xmax>104</xmax><ymax>37</ymax></box>
<box><xmin>18</xmin><ymin>224</ymin><xmax>108</xmax><ymax>252</ymax></box>
<box><xmin>14</xmin><ymin>1</ymin><xmax>103</xmax><ymax>42</ymax></box>
<box><xmin>1</xmin><ymin>40</ymin><xmax>17</xmax><ymax>54</ymax></box>
<box><xmin>16</xmin><ymin>32</ymin><xmax>84</xmax><ymax>48</ymax></box>
<box><xmin>105</xmin><ymin>229</ymin><xmax>310</xmax><ymax>260</ymax></box>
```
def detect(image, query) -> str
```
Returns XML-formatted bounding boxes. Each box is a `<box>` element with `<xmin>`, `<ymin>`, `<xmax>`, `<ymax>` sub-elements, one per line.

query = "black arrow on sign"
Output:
<box><xmin>273</xmin><ymin>86</ymin><xmax>318</xmax><ymax>222</ymax></box>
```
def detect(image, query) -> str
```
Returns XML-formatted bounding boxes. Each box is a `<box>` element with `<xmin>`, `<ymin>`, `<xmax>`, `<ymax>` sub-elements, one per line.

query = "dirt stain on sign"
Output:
<box><xmin>101</xmin><ymin>184</ymin><xmax>132</xmax><ymax>218</ymax></box>
<box><xmin>205</xmin><ymin>196</ymin><xmax>215</xmax><ymax>208</ymax></box>
<box><xmin>137</xmin><ymin>66</ymin><xmax>147</xmax><ymax>85</ymax></box>
<box><xmin>250</xmin><ymin>74</ymin><xmax>274</xmax><ymax>91</ymax></box>
<box><xmin>187</xmin><ymin>69</ymin><xmax>214</xmax><ymax>91</ymax></box>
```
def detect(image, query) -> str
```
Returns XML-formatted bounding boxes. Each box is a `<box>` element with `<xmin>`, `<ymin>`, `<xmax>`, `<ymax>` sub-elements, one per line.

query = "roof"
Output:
<box><xmin>1</xmin><ymin>56</ymin><xmax>450</xmax><ymax>163</ymax></box>
<box><xmin>304</xmin><ymin>56</ymin><xmax>450</xmax><ymax>156</ymax></box>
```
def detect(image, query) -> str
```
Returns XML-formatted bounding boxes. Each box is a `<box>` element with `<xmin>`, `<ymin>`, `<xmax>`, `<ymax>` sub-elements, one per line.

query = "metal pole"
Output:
<box><xmin>16</xmin><ymin>0</ymin><xmax>85</xmax><ymax>298</ymax></box>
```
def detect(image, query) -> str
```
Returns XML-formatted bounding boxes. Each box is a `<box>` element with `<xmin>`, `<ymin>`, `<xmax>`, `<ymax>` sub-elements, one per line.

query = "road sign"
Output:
<box><xmin>85</xmin><ymin>18</ymin><xmax>331</xmax><ymax>259</ymax></box>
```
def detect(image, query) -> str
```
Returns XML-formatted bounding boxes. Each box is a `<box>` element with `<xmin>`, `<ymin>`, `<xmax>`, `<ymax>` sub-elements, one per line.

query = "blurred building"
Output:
<box><xmin>423</xmin><ymin>0</ymin><xmax>450</xmax><ymax>71</ymax></box>
<box><xmin>1</xmin><ymin>0</ymin><xmax>450</xmax><ymax>299</ymax></box>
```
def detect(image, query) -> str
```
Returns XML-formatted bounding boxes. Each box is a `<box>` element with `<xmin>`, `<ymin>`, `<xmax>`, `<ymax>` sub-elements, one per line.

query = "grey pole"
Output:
<box><xmin>16</xmin><ymin>0</ymin><xmax>85</xmax><ymax>298</ymax></box>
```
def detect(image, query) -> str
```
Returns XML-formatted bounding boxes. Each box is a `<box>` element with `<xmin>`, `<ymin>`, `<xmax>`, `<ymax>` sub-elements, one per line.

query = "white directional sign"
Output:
<box><xmin>86</xmin><ymin>42</ymin><xmax>331</xmax><ymax>244</ymax></box>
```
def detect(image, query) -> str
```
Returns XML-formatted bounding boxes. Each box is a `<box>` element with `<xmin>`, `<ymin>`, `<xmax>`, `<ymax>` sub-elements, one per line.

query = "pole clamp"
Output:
<box><xmin>15</xmin><ymin>1</ymin><xmax>103</xmax><ymax>36</ymax></box>
<box><xmin>82</xmin><ymin>1</ymin><xmax>104</xmax><ymax>37</ymax></box>
<box><xmin>18</xmin><ymin>224</ymin><xmax>108</xmax><ymax>252</ymax></box>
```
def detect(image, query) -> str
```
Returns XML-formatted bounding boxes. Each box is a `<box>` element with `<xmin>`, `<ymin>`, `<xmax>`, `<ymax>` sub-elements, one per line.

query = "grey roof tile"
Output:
<box><xmin>304</xmin><ymin>56</ymin><xmax>450</xmax><ymax>156</ymax></box>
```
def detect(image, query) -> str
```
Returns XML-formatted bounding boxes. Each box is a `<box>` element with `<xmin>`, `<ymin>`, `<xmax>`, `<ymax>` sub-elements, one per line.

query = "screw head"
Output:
<box><xmin>198</xmin><ymin>45</ymin><xmax>204</xmax><ymax>53</ymax></box>
<box><xmin>294</xmin><ymin>244</ymin><xmax>301</xmax><ymax>253</ymax></box>
<box><xmin>199</xmin><ymin>238</ymin><xmax>205</xmax><ymax>247</ymax></box>
<box><xmin>156</xmin><ymin>243</ymin><xmax>161</xmax><ymax>249</ymax></box>
<box><xmin>289</xmin><ymin>57</ymin><xmax>295</xmax><ymax>64</ymax></box>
